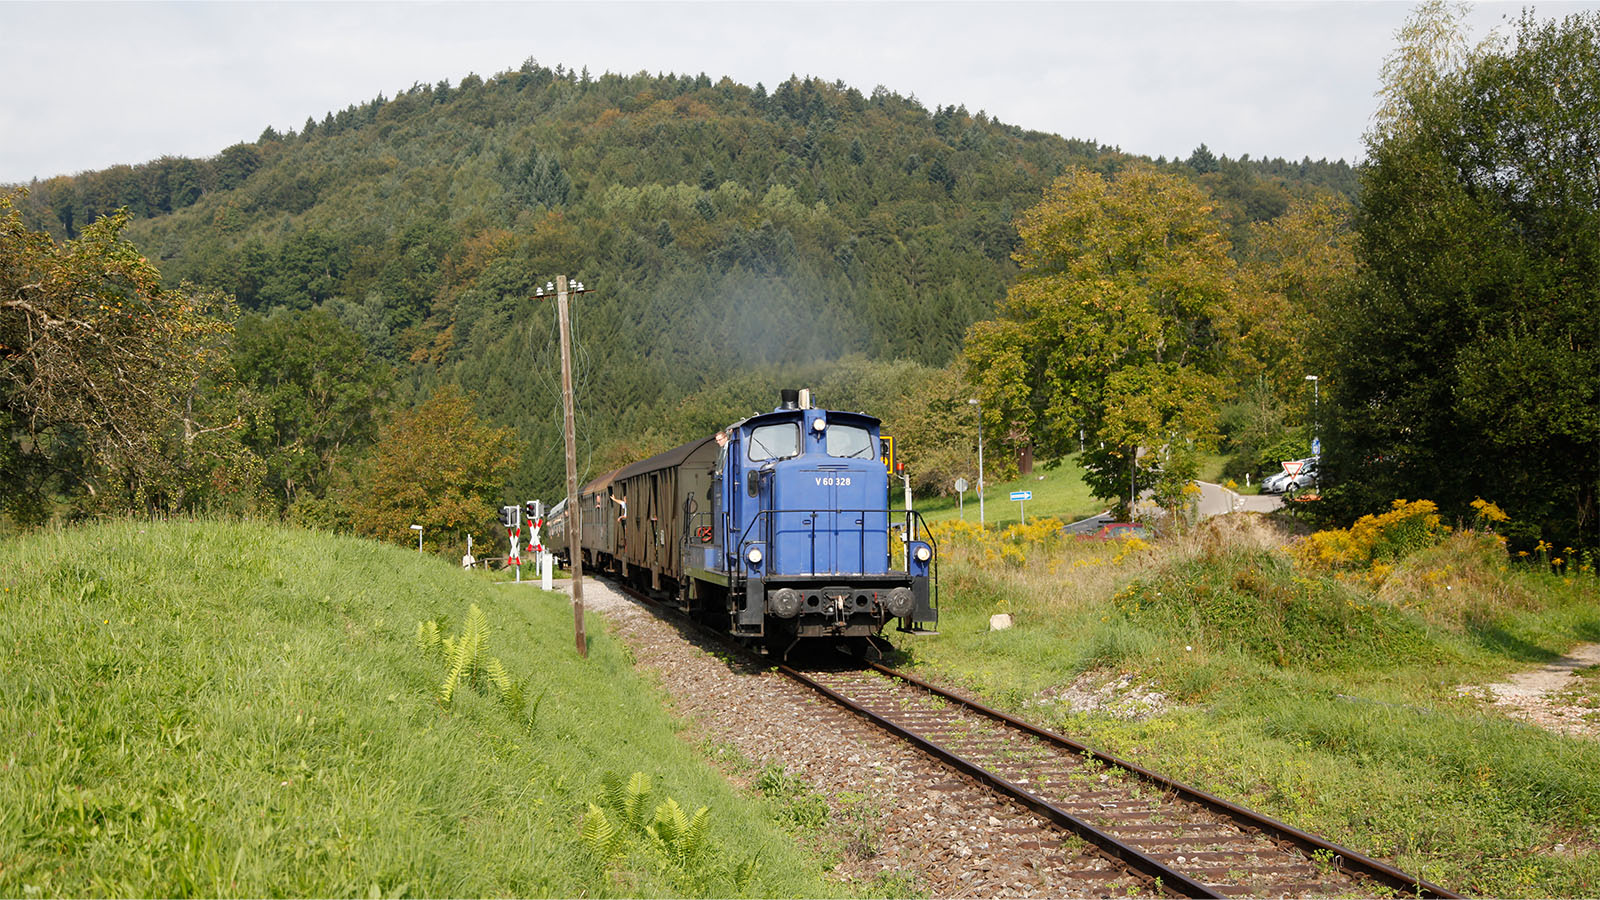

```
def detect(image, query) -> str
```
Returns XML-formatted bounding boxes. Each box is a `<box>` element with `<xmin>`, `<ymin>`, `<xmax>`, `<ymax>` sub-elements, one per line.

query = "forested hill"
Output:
<box><xmin>12</xmin><ymin>62</ymin><xmax>1355</xmax><ymax>500</ymax></box>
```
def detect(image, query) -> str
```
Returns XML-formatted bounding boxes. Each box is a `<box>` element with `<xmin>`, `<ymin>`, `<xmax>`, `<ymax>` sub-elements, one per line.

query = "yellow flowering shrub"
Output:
<box><xmin>1113</xmin><ymin>536</ymin><xmax>1150</xmax><ymax>565</ymax></box>
<box><xmin>1000</xmin><ymin>517</ymin><xmax>1065</xmax><ymax>550</ymax></box>
<box><xmin>1470</xmin><ymin>498</ymin><xmax>1509</xmax><ymax>530</ymax></box>
<box><xmin>1291</xmin><ymin>499</ymin><xmax>1451</xmax><ymax>573</ymax></box>
<box><xmin>927</xmin><ymin>518</ymin><xmax>986</xmax><ymax>547</ymax></box>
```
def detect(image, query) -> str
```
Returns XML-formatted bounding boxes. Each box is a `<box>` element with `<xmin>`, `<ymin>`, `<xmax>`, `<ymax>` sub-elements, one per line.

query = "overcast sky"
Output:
<box><xmin>3</xmin><ymin>1</ymin><xmax>1593</xmax><ymax>185</ymax></box>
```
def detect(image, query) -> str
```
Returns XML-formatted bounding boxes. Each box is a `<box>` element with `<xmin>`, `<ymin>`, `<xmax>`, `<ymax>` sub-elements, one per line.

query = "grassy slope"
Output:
<box><xmin>913</xmin><ymin>453</ymin><xmax>1233</xmax><ymax>530</ymax></box>
<box><xmin>893</xmin><ymin>523</ymin><xmax>1600</xmax><ymax>898</ymax></box>
<box><xmin>916</xmin><ymin>454</ymin><xmax>1103</xmax><ymax>529</ymax></box>
<box><xmin>0</xmin><ymin>521</ymin><xmax>837</xmax><ymax>898</ymax></box>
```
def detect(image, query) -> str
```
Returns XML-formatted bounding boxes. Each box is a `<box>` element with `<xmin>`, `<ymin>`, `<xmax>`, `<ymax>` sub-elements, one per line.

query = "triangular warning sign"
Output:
<box><xmin>1282</xmin><ymin>460</ymin><xmax>1304</xmax><ymax>477</ymax></box>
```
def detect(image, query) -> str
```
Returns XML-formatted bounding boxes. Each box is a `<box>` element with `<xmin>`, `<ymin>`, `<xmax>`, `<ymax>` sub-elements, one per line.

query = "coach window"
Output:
<box><xmin>747</xmin><ymin>423</ymin><xmax>800</xmax><ymax>461</ymax></box>
<box><xmin>826</xmin><ymin>424</ymin><xmax>876</xmax><ymax>460</ymax></box>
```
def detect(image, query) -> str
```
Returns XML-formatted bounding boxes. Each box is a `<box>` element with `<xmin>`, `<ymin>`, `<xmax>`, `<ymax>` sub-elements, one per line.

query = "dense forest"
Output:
<box><xmin>8</xmin><ymin>63</ymin><xmax>1351</xmax><ymax>507</ymax></box>
<box><xmin>5</xmin><ymin>6</ymin><xmax>1593</xmax><ymax>553</ymax></box>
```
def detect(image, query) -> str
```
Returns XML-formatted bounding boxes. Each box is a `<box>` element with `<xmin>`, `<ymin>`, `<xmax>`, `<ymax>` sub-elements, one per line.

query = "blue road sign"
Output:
<box><xmin>1010</xmin><ymin>490</ymin><xmax>1032</xmax><ymax>501</ymax></box>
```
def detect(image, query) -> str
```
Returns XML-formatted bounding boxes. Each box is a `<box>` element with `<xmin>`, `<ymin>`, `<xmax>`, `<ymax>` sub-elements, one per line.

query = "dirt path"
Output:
<box><xmin>1458</xmin><ymin>643</ymin><xmax>1600</xmax><ymax>739</ymax></box>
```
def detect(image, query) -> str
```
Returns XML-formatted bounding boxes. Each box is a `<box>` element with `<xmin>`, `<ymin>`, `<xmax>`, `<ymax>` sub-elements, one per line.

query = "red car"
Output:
<box><xmin>1083</xmin><ymin>522</ymin><xmax>1147</xmax><ymax>540</ymax></box>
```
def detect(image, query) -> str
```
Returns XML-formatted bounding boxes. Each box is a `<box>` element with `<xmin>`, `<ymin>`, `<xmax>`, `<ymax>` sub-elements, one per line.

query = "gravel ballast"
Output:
<box><xmin>560</xmin><ymin>578</ymin><xmax>1151</xmax><ymax>898</ymax></box>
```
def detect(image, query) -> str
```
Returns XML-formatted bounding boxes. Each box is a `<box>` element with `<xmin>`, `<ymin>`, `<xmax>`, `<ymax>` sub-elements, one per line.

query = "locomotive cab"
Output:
<box><xmin>715</xmin><ymin>396</ymin><xmax>936</xmax><ymax>642</ymax></box>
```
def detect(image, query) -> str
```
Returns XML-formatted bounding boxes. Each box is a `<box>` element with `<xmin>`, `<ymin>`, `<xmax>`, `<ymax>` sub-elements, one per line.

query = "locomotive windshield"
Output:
<box><xmin>825</xmin><ymin>424</ymin><xmax>876</xmax><ymax>459</ymax></box>
<box><xmin>747</xmin><ymin>423</ymin><xmax>800</xmax><ymax>461</ymax></box>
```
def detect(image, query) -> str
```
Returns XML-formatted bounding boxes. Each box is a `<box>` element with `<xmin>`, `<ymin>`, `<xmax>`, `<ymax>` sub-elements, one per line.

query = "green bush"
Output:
<box><xmin>1112</xmin><ymin>548</ymin><xmax>1431</xmax><ymax>669</ymax></box>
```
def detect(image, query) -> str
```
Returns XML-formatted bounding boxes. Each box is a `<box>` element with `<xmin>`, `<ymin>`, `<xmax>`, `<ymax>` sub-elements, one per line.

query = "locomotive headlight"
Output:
<box><xmin>746</xmin><ymin>546</ymin><xmax>763</xmax><ymax>565</ymax></box>
<box><xmin>914</xmin><ymin>545</ymin><xmax>932</xmax><ymax>562</ymax></box>
<box><xmin>885</xmin><ymin>587</ymin><xmax>916</xmax><ymax>618</ymax></box>
<box><xmin>811</xmin><ymin>417</ymin><xmax>826</xmax><ymax>433</ymax></box>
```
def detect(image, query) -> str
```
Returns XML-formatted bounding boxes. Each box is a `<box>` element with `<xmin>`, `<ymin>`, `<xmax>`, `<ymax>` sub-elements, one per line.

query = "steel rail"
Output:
<box><xmin>852</xmin><ymin>658</ymin><xmax>1462</xmax><ymax>900</ymax></box>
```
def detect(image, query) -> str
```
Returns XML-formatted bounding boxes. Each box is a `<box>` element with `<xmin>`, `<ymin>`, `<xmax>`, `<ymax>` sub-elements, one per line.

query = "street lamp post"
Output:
<box><xmin>409</xmin><ymin>524</ymin><xmax>423</xmax><ymax>553</ymax></box>
<box><xmin>967</xmin><ymin>398</ymin><xmax>985</xmax><ymax>527</ymax></box>
<box><xmin>1304</xmin><ymin>375</ymin><xmax>1320</xmax><ymax>455</ymax></box>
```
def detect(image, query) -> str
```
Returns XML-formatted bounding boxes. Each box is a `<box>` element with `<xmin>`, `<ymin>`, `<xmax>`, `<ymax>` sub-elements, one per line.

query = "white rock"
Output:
<box><xmin>990</xmin><ymin>613</ymin><xmax>1014</xmax><ymax>631</ymax></box>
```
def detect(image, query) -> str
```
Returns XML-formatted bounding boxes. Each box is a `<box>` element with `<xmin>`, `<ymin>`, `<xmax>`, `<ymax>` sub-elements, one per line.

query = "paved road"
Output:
<box><xmin>1063</xmin><ymin>483</ymin><xmax>1281</xmax><ymax>533</ymax></box>
<box><xmin>1195</xmin><ymin>481</ymin><xmax>1283</xmax><ymax>517</ymax></box>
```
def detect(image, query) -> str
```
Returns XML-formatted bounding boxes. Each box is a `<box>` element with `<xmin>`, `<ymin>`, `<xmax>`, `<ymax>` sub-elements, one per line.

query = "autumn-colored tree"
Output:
<box><xmin>1233</xmin><ymin>194</ymin><xmax>1355</xmax><ymax>403</ymax></box>
<box><xmin>0</xmin><ymin>193</ymin><xmax>238</xmax><ymax>520</ymax></box>
<box><xmin>355</xmin><ymin>385</ymin><xmax>521</xmax><ymax>554</ymax></box>
<box><xmin>963</xmin><ymin>164</ymin><xmax>1238</xmax><ymax>514</ymax></box>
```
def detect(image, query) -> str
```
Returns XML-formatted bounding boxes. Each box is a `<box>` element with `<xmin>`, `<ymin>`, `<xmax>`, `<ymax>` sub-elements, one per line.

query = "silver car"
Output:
<box><xmin>1262</xmin><ymin>457</ymin><xmax>1318</xmax><ymax>494</ymax></box>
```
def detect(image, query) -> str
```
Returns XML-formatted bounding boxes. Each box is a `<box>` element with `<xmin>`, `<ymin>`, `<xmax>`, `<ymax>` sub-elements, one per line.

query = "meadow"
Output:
<box><xmin>0</xmin><ymin>521</ymin><xmax>841</xmax><ymax>898</ymax></box>
<box><xmin>897</xmin><ymin>510</ymin><xmax>1600</xmax><ymax>897</ymax></box>
<box><xmin>913</xmin><ymin>452</ymin><xmax>1237</xmax><ymax>530</ymax></box>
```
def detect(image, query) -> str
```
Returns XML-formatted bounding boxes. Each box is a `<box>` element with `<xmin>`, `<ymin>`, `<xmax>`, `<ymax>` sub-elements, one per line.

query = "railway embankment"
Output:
<box><xmin>0</xmin><ymin>520</ymin><xmax>839</xmax><ymax>898</ymax></box>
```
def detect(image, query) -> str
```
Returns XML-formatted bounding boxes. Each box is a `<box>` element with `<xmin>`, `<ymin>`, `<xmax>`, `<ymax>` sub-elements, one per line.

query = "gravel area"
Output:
<box><xmin>1456</xmin><ymin>643</ymin><xmax>1600</xmax><ymax>740</ymax></box>
<box><xmin>563</xmin><ymin>578</ymin><xmax>1154</xmax><ymax>898</ymax></box>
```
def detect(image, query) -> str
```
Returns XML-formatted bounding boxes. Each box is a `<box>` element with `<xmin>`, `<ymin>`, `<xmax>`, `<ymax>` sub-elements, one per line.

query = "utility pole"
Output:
<box><xmin>547</xmin><ymin>274</ymin><xmax>589</xmax><ymax>657</ymax></box>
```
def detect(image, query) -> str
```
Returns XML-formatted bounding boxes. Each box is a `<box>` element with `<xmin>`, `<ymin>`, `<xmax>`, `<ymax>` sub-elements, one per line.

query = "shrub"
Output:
<box><xmin>1291</xmin><ymin>499</ymin><xmax>1451</xmax><ymax>574</ymax></box>
<box><xmin>1113</xmin><ymin>548</ymin><xmax>1431</xmax><ymax>669</ymax></box>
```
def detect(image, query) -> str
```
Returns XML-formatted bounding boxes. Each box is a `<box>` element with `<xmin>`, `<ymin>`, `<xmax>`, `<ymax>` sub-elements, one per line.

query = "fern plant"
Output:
<box><xmin>731</xmin><ymin>854</ymin><xmax>761</xmax><ymax>894</ymax></box>
<box><xmin>419</xmin><ymin>604</ymin><xmax>527</xmax><ymax>713</ymax></box>
<box><xmin>583</xmin><ymin>771</ymin><xmax>754</xmax><ymax>896</ymax></box>
<box><xmin>437</xmin><ymin>603</ymin><xmax>487</xmax><ymax>705</ymax></box>
<box><xmin>646</xmin><ymin>796</ymin><xmax>711</xmax><ymax>865</ymax></box>
<box><xmin>602</xmin><ymin>770</ymin><xmax>655</xmax><ymax>828</ymax></box>
<box><xmin>581</xmin><ymin>803</ymin><xmax>626</xmax><ymax>858</ymax></box>
<box><xmin>414</xmin><ymin>619</ymin><xmax>441</xmax><ymax>653</ymax></box>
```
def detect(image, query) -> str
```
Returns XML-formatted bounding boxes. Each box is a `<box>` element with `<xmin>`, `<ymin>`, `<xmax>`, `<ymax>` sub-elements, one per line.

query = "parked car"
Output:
<box><xmin>1080</xmin><ymin>522</ymin><xmax>1148</xmax><ymax>540</ymax></box>
<box><xmin>1261</xmin><ymin>457</ymin><xmax>1319</xmax><ymax>494</ymax></box>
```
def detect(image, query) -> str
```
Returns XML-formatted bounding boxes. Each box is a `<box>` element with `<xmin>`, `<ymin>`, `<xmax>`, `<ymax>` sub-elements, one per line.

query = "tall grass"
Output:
<box><xmin>0</xmin><ymin>520</ymin><xmax>838</xmax><ymax>898</ymax></box>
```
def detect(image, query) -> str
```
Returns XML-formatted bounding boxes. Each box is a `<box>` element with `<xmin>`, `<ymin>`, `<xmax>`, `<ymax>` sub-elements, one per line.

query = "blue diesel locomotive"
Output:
<box><xmin>547</xmin><ymin>390</ymin><xmax>936</xmax><ymax>649</ymax></box>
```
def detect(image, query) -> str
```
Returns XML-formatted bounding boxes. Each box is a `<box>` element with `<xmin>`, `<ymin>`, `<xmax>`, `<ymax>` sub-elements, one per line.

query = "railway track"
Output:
<box><xmin>782</xmin><ymin>660</ymin><xmax>1460</xmax><ymax>899</ymax></box>
<box><xmin>608</xmin><ymin>580</ymin><xmax>1460</xmax><ymax>898</ymax></box>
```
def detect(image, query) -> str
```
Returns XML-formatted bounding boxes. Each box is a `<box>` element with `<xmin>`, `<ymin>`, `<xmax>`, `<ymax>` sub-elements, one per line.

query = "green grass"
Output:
<box><xmin>913</xmin><ymin>452</ymin><xmax>1243</xmax><ymax>529</ymax></box>
<box><xmin>0</xmin><ymin>520</ymin><xmax>840</xmax><ymax>898</ymax></box>
<box><xmin>916</xmin><ymin>453</ymin><xmax>1104</xmax><ymax>529</ymax></box>
<box><xmin>890</xmin><ymin>524</ymin><xmax>1600</xmax><ymax>897</ymax></box>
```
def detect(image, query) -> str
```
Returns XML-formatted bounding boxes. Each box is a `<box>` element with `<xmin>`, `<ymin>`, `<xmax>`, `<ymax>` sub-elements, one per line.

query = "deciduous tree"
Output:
<box><xmin>232</xmin><ymin>308</ymin><xmax>393</xmax><ymax>510</ymax></box>
<box><xmin>1321</xmin><ymin>8</ymin><xmax>1600</xmax><ymax>548</ymax></box>
<box><xmin>355</xmin><ymin>385</ymin><xmax>520</xmax><ymax>553</ymax></box>
<box><xmin>1</xmin><ymin>194</ymin><xmax>236</xmax><ymax>520</ymax></box>
<box><xmin>963</xmin><ymin>164</ymin><xmax>1237</xmax><ymax>514</ymax></box>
